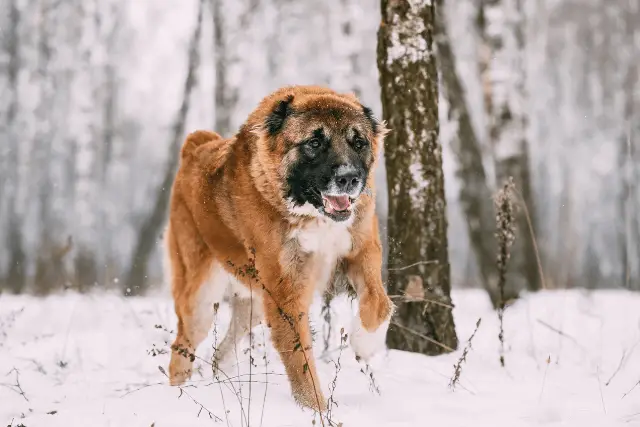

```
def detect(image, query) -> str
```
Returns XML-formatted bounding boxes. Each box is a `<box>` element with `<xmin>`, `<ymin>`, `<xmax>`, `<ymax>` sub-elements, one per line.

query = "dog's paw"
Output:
<box><xmin>350</xmin><ymin>313</ymin><xmax>390</xmax><ymax>363</ymax></box>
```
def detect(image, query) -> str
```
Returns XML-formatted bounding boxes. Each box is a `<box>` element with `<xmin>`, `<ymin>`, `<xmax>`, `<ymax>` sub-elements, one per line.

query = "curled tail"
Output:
<box><xmin>180</xmin><ymin>130</ymin><xmax>235</xmax><ymax>174</ymax></box>
<box><xmin>181</xmin><ymin>130</ymin><xmax>223</xmax><ymax>160</ymax></box>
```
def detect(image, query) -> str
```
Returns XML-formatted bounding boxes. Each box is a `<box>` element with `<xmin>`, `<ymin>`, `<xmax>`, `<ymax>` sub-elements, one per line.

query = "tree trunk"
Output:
<box><xmin>211</xmin><ymin>0</ymin><xmax>240</xmax><ymax>137</ymax></box>
<box><xmin>123</xmin><ymin>0</ymin><xmax>204</xmax><ymax>295</ymax></box>
<box><xmin>2</xmin><ymin>0</ymin><xmax>27</xmax><ymax>293</ymax></box>
<box><xmin>434</xmin><ymin>0</ymin><xmax>503</xmax><ymax>307</ymax></box>
<box><xmin>621</xmin><ymin>0</ymin><xmax>640</xmax><ymax>290</ymax></box>
<box><xmin>378</xmin><ymin>0</ymin><xmax>457</xmax><ymax>354</ymax></box>
<box><xmin>477</xmin><ymin>0</ymin><xmax>540</xmax><ymax>296</ymax></box>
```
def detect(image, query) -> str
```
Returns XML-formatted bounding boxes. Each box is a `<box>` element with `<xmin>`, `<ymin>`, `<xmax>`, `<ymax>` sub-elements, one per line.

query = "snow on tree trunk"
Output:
<box><xmin>434</xmin><ymin>0</ymin><xmax>504</xmax><ymax>307</ymax></box>
<box><xmin>378</xmin><ymin>0</ymin><xmax>457</xmax><ymax>354</ymax></box>
<box><xmin>478</xmin><ymin>0</ymin><xmax>540</xmax><ymax>297</ymax></box>
<box><xmin>124</xmin><ymin>0</ymin><xmax>204</xmax><ymax>295</ymax></box>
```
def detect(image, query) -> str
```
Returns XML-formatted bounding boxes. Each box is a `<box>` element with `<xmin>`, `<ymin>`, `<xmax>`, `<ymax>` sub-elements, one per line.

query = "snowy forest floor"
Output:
<box><xmin>1</xmin><ymin>288</ymin><xmax>639</xmax><ymax>427</ymax></box>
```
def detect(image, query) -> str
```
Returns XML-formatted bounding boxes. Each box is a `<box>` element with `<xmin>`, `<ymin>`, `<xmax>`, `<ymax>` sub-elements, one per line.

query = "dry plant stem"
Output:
<box><xmin>596</xmin><ymin>366</ymin><xmax>607</xmax><ymax>414</ymax></box>
<box><xmin>622</xmin><ymin>379</ymin><xmax>640</xmax><ymax>399</ymax></box>
<box><xmin>1</xmin><ymin>368</ymin><xmax>28</xmax><ymax>402</ymax></box>
<box><xmin>538</xmin><ymin>355</ymin><xmax>551</xmax><ymax>404</ymax></box>
<box><xmin>326</xmin><ymin>329</ymin><xmax>347</xmax><ymax>424</ymax></box>
<box><xmin>606</xmin><ymin>349</ymin><xmax>627</xmax><ymax>386</ymax></box>
<box><xmin>260</xmin><ymin>327</ymin><xmax>269</xmax><ymax>427</ymax></box>
<box><xmin>212</xmin><ymin>304</ymin><xmax>231</xmax><ymax>427</ymax></box>
<box><xmin>359</xmin><ymin>363</ymin><xmax>380</xmax><ymax>395</ymax></box>
<box><xmin>449</xmin><ymin>318</ymin><xmax>482</xmax><ymax>390</ymax></box>
<box><xmin>321</xmin><ymin>293</ymin><xmax>333</xmax><ymax>354</ymax></box>
<box><xmin>389</xmin><ymin>294</ymin><xmax>454</xmax><ymax>309</ymax></box>
<box><xmin>387</xmin><ymin>260</ymin><xmax>437</xmax><ymax>271</ymax></box>
<box><xmin>536</xmin><ymin>319</ymin><xmax>587</xmax><ymax>352</ymax></box>
<box><xmin>514</xmin><ymin>188</ymin><xmax>547</xmax><ymax>290</ymax></box>
<box><xmin>164</xmin><ymin>325</ymin><xmax>247</xmax><ymax>421</ymax></box>
<box><xmin>248</xmin><ymin>286</ymin><xmax>254</xmax><ymax>423</ymax></box>
<box><xmin>495</xmin><ymin>179</ymin><xmax>516</xmax><ymax>367</ymax></box>
<box><xmin>158</xmin><ymin>366</ymin><xmax>222</xmax><ymax>422</ymax></box>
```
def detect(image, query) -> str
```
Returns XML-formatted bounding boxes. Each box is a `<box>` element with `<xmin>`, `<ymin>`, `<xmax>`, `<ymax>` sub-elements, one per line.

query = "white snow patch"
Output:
<box><xmin>0</xmin><ymin>289</ymin><xmax>639</xmax><ymax>426</ymax></box>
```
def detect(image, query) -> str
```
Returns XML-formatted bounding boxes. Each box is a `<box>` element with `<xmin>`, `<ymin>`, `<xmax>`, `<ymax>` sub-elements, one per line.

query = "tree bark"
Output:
<box><xmin>434</xmin><ymin>0</ymin><xmax>503</xmax><ymax>306</ymax></box>
<box><xmin>211</xmin><ymin>0</ymin><xmax>248</xmax><ymax>137</ymax></box>
<box><xmin>378</xmin><ymin>0</ymin><xmax>457</xmax><ymax>354</ymax></box>
<box><xmin>477</xmin><ymin>0</ymin><xmax>540</xmax><ymax>296</ymax></box>
<box><xmin>620</xmin><ymin>0</ymin><xmax>640</xmax><ymax>290</ymax></box>
<box><xmin>123</xmin><ymin>0</ymin><xmax>204</xmax><ymax>295</ymax></box>
<box><xmin>2</xmin><ymin>0</ymin><xmax>27</xmax><ymax>293</ymax></box>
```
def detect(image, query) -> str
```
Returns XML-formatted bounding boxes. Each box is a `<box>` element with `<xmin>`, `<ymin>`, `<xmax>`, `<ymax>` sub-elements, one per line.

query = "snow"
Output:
<box><xmin>1</xmin><ymin>289</ymin><xmax>639</xmax><ymax>427</ymax></box>
<box><xmin>385</xmin><ymin>0</ymin><xmax>430</xmax><ymax>67</ymax></box>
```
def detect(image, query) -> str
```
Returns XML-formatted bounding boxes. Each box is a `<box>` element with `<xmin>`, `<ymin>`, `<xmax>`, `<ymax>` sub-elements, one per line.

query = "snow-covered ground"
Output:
<box><xmin>1</xmin><ymin>289</ymin><xmax>639</xmax><ymax>427</ymax></box>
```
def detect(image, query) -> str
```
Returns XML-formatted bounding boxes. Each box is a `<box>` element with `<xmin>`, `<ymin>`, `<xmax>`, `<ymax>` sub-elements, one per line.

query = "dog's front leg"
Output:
<box><xmin>346</xmin><ymin>233</ymin><xmax>394</xmax><ymax>362</ymax></box>
<box><xmin>258</xmin><ymin>264</ymin><xmax>327</xmax><ymax>412</ymax></box>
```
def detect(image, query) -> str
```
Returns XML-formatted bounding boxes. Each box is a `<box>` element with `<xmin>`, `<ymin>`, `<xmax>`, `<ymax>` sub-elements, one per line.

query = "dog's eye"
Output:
<box><xmin>307</xmin><ymin>138</ymin><xmax>321</xmax><ymax>149</ymax></box>
<box><xmin>353</xmin><ymin>137</ymin><xmax>367</xmax><ymax>150</ymax></box>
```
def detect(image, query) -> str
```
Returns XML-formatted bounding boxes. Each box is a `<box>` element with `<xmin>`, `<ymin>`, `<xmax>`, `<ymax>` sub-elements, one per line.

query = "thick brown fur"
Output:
<box><xmin>166</xmin><ymin>85</ymin><xmax>393</xmax><ymax>411</ymax></box>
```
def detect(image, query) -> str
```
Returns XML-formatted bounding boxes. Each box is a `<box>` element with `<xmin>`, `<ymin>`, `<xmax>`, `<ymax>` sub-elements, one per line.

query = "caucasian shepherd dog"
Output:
<box><xmin>165</xmin><ymin>85</ymin><xmax>393</xmax><ymax>411</ymax></box>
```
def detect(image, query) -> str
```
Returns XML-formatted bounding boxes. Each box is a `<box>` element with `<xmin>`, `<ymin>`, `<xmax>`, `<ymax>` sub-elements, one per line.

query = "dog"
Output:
<box><xmin>165</xmin><ymin>85</ymin><xmax>393</xmax><ymax>411</ymax></box>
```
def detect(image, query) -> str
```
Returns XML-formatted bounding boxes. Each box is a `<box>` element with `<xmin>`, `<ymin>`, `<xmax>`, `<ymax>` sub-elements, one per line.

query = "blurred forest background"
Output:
<box><xmin>0</xmin><ymin>0</ymin><xmax>639</xmax><ymax>296</ymax></box>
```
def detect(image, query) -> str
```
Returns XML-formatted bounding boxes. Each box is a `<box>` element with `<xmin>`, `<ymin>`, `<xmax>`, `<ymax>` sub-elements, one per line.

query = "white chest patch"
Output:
<box><xmin>289</xmin><ymin>217</ymin><xmax>353</xmax><ymax>291</ymax></box>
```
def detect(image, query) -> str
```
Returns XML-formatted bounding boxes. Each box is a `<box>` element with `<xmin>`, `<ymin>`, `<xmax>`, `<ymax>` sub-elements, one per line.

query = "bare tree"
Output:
<box><xmin>0</xmin><ymin>0</ymin><xmax>26</xmax><ymax>293</ymax></box>
<box><xmin>477</xmin><ymin>0</ymin><xmax>540</xmax><ymax>297</ymax></box>
<box><xmin>618</xmin><ymin>0</ymin><xmax>640</xmax><ymax>290</ymax></box>
<box><xmin>378</xmin><ymin>0</ymin><xmax>457</xmax><ymax>354</ymax></box>
<box><xmin>434</xmin><ymin>0</ymin><xmax>505</xmax><ymax>306</ymax></box>
<box><xmin>211</xmin><ymin>0</ymin><xmax>234</xmax><ymax>136</ymax></box>
<box><xmin>124</xmin><ymin>0</ymin><xmax>205</xmax><ymax>295</ymax></box>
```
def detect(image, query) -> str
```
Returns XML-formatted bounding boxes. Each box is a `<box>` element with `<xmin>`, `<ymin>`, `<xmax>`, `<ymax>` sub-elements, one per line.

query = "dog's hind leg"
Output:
<box><xmin>214</xmin><ymin>292</ymin><xmax>263</xmax><ymax>375</ymax></box>
<box><xmin>168</xmin><ymin>223</ymin><xmax>226</xmax><ymax>385</ymax></box>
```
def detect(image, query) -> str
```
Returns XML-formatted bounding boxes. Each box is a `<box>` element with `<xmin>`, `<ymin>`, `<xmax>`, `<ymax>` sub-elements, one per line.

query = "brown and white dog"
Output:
<box><xmin>165</xmin><ymin>85</ymin><xmax>393</xmax><ymax>411</ymax></box>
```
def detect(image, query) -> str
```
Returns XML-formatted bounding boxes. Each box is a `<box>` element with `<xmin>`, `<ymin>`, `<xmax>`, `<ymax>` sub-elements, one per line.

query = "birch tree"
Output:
<box><xmin>618</xmin><ymin>0</ymin><xmax>640</xmax><ymax>289</ymax></box>
<box><xmin>211</xmin><ymin>0</ymin><xmax>234</xmax><ymax>136</ymax></box>
<box><xmin>434</xmin><ymin>0</ymin><xmax>505</xmax><ymax>306</ymax></box>
<box><xmin>477</xmin><ymin>0</ymin><xmax>540</xmax><ymax>297</ymax></box>
<box><xmin>378</xmin><ymin>0</ymin><xmax>457</xmax><ymax>354</ymax></box>
<box><xmin>124</xmin><ymin>0</ymin><xmax>205</xmax><ymax>295</ymax></box>
<box><xmin>0</xmin><ymin>0</ymin><xmax>26</xmax><ymax>293</ymax></box>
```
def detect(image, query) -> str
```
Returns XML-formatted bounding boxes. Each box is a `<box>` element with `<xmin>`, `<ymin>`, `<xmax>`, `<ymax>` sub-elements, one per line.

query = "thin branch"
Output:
<box><xmin>596</xmin><ymin>366</ymin><xmax>607</xmax><ymax>414</ymax></box>
<box><xmin>622</xmin><ymin>379</ymin><xmax>640</xmax><ymax>399</ymax></box>
<box><xmin>390</xmin><ymin>320</ymin><xmax>455</xmax><ymax>352</ymax></box>
<box><xmin>158</xmin><ymin>366</ymin><xmax>222</xmax><ymax>422</ymax></box>
<box><xmin>605</xmin><ymin>349</ymin><xmax>627</xmax><ymax>386</ymax></box>
<box><xmin>387</xmin><ymin>260</ymin><xmax>437</xmax><ymax>272</ymax></box>
<box><xmin>536</xmin><ymin>319</ymin><xmax>587</xmax><ymax>352</ymax></box>
<box><xmin>2</xmin><ymin>368</ymin><xmax>28</xmax><ymax>402</ymax></box>
<box><xmin>389</xmin><ymin>294</ymin><xmax>454</xmax><ymax>309</ymax></box>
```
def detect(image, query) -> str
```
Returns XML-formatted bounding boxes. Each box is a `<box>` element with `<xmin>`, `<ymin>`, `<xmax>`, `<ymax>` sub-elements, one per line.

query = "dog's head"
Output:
<box><xmin>248</xmin><ymin>86</ymin><xmax>387</xmax><ymax>222</ymax></box>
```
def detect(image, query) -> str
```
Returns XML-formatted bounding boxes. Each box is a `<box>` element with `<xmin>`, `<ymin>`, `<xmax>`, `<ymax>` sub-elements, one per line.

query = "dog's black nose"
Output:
<box><xmin>334</xmin><ymin>170</ymin><xmax>361</xmax><ymax>193</ymax></box>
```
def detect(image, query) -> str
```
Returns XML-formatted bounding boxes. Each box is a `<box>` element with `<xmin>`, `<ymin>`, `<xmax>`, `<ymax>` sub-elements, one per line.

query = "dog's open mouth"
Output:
<box><xmin>322</xmin><ymin>195</ymin><xmax>354</xmax><ymax>215</ymax></box>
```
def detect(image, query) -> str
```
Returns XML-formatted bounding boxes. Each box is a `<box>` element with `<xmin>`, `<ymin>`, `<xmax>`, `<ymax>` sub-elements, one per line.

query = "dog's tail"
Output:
<box><xmin>181</xmin><ymin>130</ymin><xmax>224</xmax><ymax>160</ymax></box>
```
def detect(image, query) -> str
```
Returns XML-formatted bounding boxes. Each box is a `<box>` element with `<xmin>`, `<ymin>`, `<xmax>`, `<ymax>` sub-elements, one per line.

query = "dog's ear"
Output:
<box><xmin>361</xmin><ymin>104</ymin><xmax>389</xmax><ymax>138</ymax></box>
<box><xmin>361</xmin><ymin>105</ymin><xmax>379</xmax><ymax>135</ymax></box>
<box><xmin>265</xmin><ymin>94</ymin><xmax>294</xmax><ymax>136</ymax></box>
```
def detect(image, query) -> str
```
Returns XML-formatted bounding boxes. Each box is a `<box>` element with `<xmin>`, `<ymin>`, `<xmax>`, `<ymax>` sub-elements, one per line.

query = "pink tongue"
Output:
<box><xmin>325</xmin><ymin>195</ymin><xmax>351</xmax><ymax>211</ymax></box>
